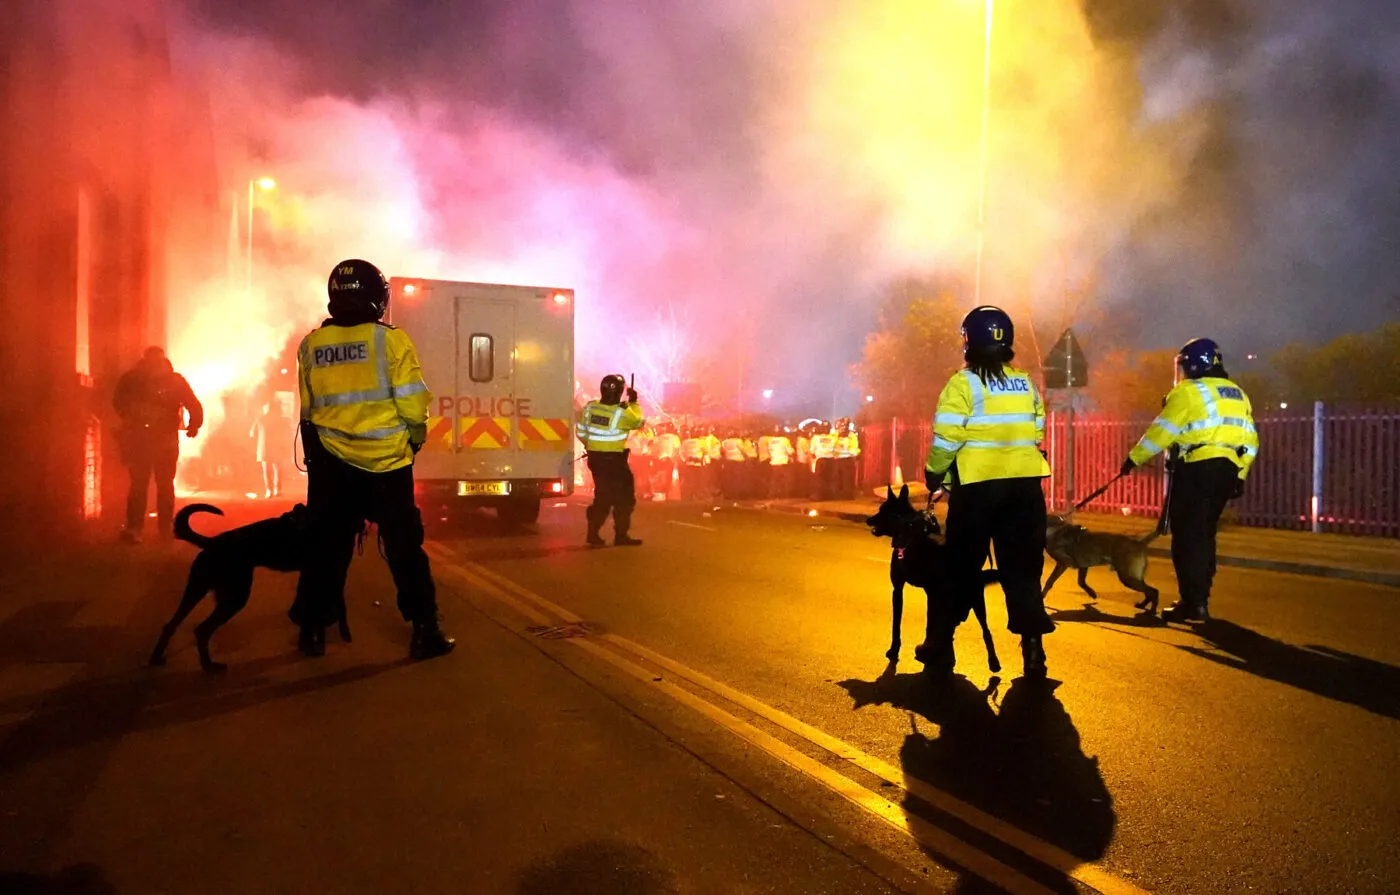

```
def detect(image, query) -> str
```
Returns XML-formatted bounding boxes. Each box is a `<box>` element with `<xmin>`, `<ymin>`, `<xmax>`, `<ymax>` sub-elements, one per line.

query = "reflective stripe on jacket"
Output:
<box><xmin>680</xmin><ymin>437</ymin><xmax>704</xmax><ymax>463</ymax></box>
<box><xmin>298</xmin><ymin>321</ymin><xmax>431</xmax><ymax>473</ymax></box>
<box><xmin>925</xmin><ymin>366</ymin><xmax>1049</xmax><ymax>485</ymax></box>
<box><xmin>811</xmin><ymin>433</ymin><xmax>837</xmax><ymax>460</ymax></box>
<box><xmin>1129</xmin><ymin>377</ymin><xmax>1258</xmax><ymax>478</ymax></box>
<box><xmin>577</xmin><ymin>400</ymin><xmax>645</xmax><ymax>452</ymax></box>
<box><xmin>721</xmin><ymin>438</ymin><xmax>746</xmax><ymax>462</ymax></box>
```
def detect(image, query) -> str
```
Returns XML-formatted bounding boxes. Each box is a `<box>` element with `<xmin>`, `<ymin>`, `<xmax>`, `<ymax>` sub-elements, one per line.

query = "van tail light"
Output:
<box><xmin>549</xmin><ymin>481</ymin><xmax>563</xmax><ymax>493</ymax></box>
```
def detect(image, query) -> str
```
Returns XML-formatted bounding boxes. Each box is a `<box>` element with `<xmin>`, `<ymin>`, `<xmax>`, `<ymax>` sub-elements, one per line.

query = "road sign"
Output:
<box><xmin>1043</xmin><ymin>328</ymin><xmax>1088</xmax><ymax>389</ymax></box>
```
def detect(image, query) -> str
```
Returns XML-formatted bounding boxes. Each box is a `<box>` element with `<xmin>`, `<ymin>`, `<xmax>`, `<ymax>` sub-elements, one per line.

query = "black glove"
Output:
<box><xmin>1229</xmin><ymin>478</ymin><xmax>1245</xmax><ymax>500</ymax></box>
<box><xmin>410</xmin><ymin>440</ymin><xmax>424</xmax><ymax>455</ymax></box>
<box><xmin>924</xmin><ymin>469</ymin><xmax>944</xmax><ymax>491</ymax></box>
<box><xmin>1119</xmin><ymin>458</ymin><xmax>1136</xmax><ymax>477</ymax></box>
<box><xmin>626</xmin><ymin>388</ymin><xmax>638</xmax><ymax>404</ymax></box>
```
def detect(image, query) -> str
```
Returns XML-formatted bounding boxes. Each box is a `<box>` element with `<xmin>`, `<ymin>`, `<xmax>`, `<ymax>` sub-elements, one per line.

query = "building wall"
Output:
<box><xmin>0</xmin><ymin>0</ymin><xmax>219</xmax><ymax>542</ymax></box>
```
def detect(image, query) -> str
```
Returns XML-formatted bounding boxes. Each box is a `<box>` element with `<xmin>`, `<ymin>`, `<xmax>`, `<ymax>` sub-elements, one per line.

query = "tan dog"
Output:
<box><xmin>1042</xmin><ymin>514</ymin><xmax>1160</xmax><ymax>614</ymax></box>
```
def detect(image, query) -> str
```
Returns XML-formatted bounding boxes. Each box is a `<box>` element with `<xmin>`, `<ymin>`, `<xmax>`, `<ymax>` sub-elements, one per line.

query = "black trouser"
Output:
<box><xmin>290</xmin><ymin>428</ymin><xmax>436</xmax><ymax>629</ymax></box>
<box><xmin>768</xmin><ymin>464</ymin><xmax>793</xmax><ymax>499</ymax></box>
<box><xmin>679</xmin><ymin>462</ymin><xmax>705</xmax><ymax>500</ymax></box>
<box><xmin>942</xmin><ymin>476</ymin><xmax>1051</xmax><ymax>637</ymax></box>
<box><xmin>124</xmin><ymin>437</ymin><xmax>179</xmax><ymax>531</ymax></box>
<box><xmin>1168</xmin><ymin>458</ymin><xmax>1238</xmax><ymax>611</ymax></box>
<box><xmin>586</xmin><ymin>450</ymin><xmax>636</xmax><ymax>536</ymax></box>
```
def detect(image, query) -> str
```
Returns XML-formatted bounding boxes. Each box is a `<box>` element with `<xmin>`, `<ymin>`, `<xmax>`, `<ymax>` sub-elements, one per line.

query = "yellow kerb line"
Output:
<box><xmin>435</xmin><ymin>546</ymin><xmax>1149</xmax><ymax>895</ymax></box>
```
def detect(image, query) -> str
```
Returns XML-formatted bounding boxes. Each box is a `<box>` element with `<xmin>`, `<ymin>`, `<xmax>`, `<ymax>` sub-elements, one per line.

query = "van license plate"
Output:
<box><xmin>458</xmin><ymin>481</ymin><xmax>510</xmax><ymax>496</ymax></box>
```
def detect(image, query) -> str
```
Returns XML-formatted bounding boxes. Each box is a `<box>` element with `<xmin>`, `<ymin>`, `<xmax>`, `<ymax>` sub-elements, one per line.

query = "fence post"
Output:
<box><xmin>1064</xmin><ymin>397</ymin><xmax>1076</xmax><ymax>511</ymax></box>
<box><xmin>890</xmin><ymin>417</ymin><xmax>900</xmax><ymax>486</ymax></box>
<box><xmin>1311</xmin><ymin>401</ymin><xmax>1324</xmax><ymax>533</ymax></box>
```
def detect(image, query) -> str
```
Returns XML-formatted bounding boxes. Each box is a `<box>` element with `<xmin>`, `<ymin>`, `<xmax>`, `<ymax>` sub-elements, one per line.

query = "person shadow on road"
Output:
<box><xmin>839</xmin><ymin>670</ymin><xmax>1114</xmax><ymax>894</ymax></box>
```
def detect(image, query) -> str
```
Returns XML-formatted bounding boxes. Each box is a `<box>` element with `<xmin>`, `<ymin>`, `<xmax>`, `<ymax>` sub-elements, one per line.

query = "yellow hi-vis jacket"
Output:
<box><xmin>298</xmin><ymin>321</ymin><xmax>432</xmax><ymax>473</ymax></box>
<box><xmin>576</xmin><ymin>400</ymin><xmax>645</xmax><ymax>452</ymax></box>
<box><xmin>680</xmin><ymin>436</ymin><xmax>704</xmax><ymax>464</ymax></box>
<box><xmin>925</xmin><ymin>366</ymin><xmax>1049</xmax><ymax>485</ymax></box>
<box><xmin>1129</xmin><ymin>377</ymin><xmax>1259</xmax><ymax>479</ymax></box>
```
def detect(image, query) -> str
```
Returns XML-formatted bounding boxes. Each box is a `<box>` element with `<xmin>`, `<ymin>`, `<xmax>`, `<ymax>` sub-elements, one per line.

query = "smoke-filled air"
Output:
<box><xmin>156</xmin><ymin>0</ymin><xmax>1400</xmax><ymax>426</ymax></box>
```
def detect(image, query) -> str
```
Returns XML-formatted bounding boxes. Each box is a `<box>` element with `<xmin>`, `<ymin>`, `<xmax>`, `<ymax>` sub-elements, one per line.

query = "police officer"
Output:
<box><xmin>924</xmin><ymin>306</ymin><xmax>1052</xmax><ymax>678</ymax></box>
<box><xmin>290</xmin><ymin>260</ymin><xmax>454</xmax><ymax>660</ymax></box>
<box><xmin>1121</xmin><ymin>338</ymin><xmax>1258</xmax><ymax>622</ymax></box>
<box><xmin>577</xmin><ymin>374</ymin><xmax>645</xmax><ymax>546</ymax></box>
<box><xmin>114</xmin><ymin>347</ymin><xmax>203</xmax><ymax>543</ymax></box>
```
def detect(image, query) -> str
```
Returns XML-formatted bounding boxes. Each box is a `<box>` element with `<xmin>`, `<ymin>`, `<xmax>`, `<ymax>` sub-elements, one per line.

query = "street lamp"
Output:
<box><xmin>247</xmin><ymin>177</ymin><xmax>276</xmax><ymax>295</ymax></box>
<box><xmin>973</xmin><ymin>0</ymin><xmax>994</xmax><ymax>305</ymax></box>
<box><xmin>761</xmin><ymin>389</ymin><xmax>774</xmax><ymax>401</ymax></box>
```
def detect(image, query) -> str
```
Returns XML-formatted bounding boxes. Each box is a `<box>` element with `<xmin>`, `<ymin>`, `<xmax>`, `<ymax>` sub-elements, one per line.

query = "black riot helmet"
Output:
<box><xmin>599</xmin><ymin>374</ymin><xmax>626</xmax><ymax>405</ymax></box>
<box><xmin>961</xmin><ymin>306</ymin><xmax>1015</xmax><ymax>354</ymax></box>
<box><xmin>327</xmin><ymin>259</ymin><xmax>390</xmax><ymax>323</ymax></box>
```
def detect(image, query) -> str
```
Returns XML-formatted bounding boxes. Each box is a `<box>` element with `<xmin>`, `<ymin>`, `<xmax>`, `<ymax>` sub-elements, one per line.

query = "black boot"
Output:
<box><xmin>914</xmin><ymin>632</ymin><xmax>955</xmax><ymax>674</ymax></box>
<box><xmin>1162</xmin><ymin>601</ymin><xmax>1210</xmax><ymax>623</ymax></box>
<box><xmin>586</xmin><ymin>525</ymin><xmax>607</xmax><ymax>547</ymax></box>
<box><xmin>298</xmin><ymin>626</ymin><xmax>325</xmax><ymax>658</ymax></box>
<box><xmin>410</xmin><ymin>616</ymin><xmax>456</xmax><ymax>660</ymax></box>
<box><xmin>614</xmin><ymin>534</ymin><xmax>643</xmax><ymax>547</ymax></box>
<box><xmin>1020</xmin><ymin>635</ymin><xmax>1047</xmax><ymax>679</ymax></box>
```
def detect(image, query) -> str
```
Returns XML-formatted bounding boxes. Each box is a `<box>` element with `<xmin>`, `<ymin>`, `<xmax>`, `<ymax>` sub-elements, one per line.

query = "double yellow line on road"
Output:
<box><xmin>427</xmin><ymin>543</ymin><xmax>1149</xmax><ymax>895</ymax></box>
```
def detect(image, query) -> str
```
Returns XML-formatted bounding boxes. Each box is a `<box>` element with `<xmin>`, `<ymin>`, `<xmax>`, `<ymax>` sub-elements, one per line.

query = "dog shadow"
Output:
<box><xmin>1048</xmin><ymin>601</ymin><xmax>1165</xmax><ymax>629</ymax></box>
<box><xmin>837</xmin><ymin>671</ymin><xmax>1114</xmax><ymax>894</ymax></box>
<box><xmin>1183</xmin><ymin>619</ymin><xmax>1400</xmax><ymax>721</ymax></box>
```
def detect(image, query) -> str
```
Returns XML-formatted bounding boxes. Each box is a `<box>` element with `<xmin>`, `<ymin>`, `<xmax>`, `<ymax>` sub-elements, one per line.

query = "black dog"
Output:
<box><xmin>867</xmin><ymin>485</ymin><xmax>1001</xmax><ymax>673</ymax></box>
<box><xmin>148</xmin><ymin>503</ymin><xmax>349</xmax><ymax>672</ymax></box>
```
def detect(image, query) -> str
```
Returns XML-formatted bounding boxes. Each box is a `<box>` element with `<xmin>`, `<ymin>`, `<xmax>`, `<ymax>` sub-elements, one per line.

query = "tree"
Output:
<box><xmin>851</xmin><ymin>277</ymin><xmax>967</xmax><ymax>420</ymax></box>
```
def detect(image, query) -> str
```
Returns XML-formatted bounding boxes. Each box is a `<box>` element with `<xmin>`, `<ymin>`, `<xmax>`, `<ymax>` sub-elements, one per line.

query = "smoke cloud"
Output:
<box><xmin>164</xmin><ymin>0</ymin><xmax>1400</xmax><ymax>416</ymax></box>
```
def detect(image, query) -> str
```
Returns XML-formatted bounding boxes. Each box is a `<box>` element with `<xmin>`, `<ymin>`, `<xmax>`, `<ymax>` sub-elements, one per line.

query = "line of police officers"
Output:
<box><xmin>922</xmin><ymin>306</ymin><xmax>1258</xmax><ymax>679</ymax></box>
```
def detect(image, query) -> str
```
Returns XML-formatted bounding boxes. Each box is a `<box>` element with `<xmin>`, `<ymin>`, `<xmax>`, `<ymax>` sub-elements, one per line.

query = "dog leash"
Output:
<box><xmin>1073</xmin><ymin>473</ymin><xmax>1124</xmax><ymax>511</ymax></box>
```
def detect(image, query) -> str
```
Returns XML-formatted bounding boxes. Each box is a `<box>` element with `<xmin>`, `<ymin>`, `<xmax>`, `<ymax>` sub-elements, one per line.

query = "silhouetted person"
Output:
<box><xmin>114</xmin><ymin>347</ymin><xmax>202</xmax><ymax>543</ymax></box>
<box><xmin>251</xmin><ymin>398</ymin><xmax>293</xmax><ymax>498</ymax></box>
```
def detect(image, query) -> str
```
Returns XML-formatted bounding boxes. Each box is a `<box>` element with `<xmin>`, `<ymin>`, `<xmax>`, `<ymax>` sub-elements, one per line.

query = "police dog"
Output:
<box><xmin>148</xmin><ymin>503</ymin><xmax>348</xmax><ymax>672</ymax></box>
<box><xmin>1042</xmin><ymin>514</ymin><xmax>1160</xmax><ymax>614</ymax></box>
<box><xmin>866</xmin><ymin>485</ymin><xmax>1001</xmax><ymax>673</ymax></box>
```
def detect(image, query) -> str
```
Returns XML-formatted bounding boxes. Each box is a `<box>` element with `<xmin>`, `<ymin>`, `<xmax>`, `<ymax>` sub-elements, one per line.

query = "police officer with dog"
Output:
<box><xmin>924</xmin><ymin>306</ymin><xmax>1053</xmax><ymax>678</ymax></box>
<box><xmin>577</xmin><ymin>374</ymin><xmax>646</xmax><ymax>547</ymax></box>
<box><xmin>1120</xmin><ymin>338</ymin><xmax>1258</xmax><ymax>622</ymax></box>
<box><xmin>290</xmin><ymin>259</ymin><xmax>454</xmax><ymax>660</ymax></box>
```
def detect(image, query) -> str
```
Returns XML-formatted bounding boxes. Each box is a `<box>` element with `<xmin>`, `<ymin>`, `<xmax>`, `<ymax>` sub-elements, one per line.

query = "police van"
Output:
<box><xmin>389</xmin><ymin>277</ymin><xmax>576</xmax><ymax>524</ymax></box>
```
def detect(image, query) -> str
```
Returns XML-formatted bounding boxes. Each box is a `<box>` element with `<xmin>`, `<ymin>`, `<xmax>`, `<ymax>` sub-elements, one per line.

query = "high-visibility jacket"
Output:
<box><xmin>768</xmin><ymin>436</ymin><xmax>794</xmax><ymax>466</ymax></box>
<box><xmin>1129</xmin><ymin>377</ymin><xmax>1258</xmax><ymax>478</ymax></box>
<box><xmin>298</xmin><ymin>321</ymin><xmax>431</xmax><ymax>473</ymax></box>
<box><xmin>834</xmin><ymin>434</ymin><xmax>853</xmax><ymax>459</ymax></box>
<box><xmin>680</xmin><ymin>437</ymin><xmax>705</xmax><ymax>464</ymax></box>
<box><xmin>576</xmin><ymin>400</ymin><xmax>645</xmax><ymax>452</ymax></box>
<box><xmin>848</xmin><ymin>432</ymin><xmax>861</xmax><ymax>457</ymax></box>
<box><xmin>796</xmin><ymin>435</ymin><xmax>811</xmax><ymax>464</ymax></box>
<box><xmin>811</xmin><ymin>433</ymin><xmax>837</xmax><ymax>460</ymax></box>
<box><xmin>757</xmin><ymin>435</ymin><xmax>772</xmax><ymax>462</ymax></box>
<box><xmin>627</xmin><ymin>427</ymin><xmax>653</xmax><ymax>454</ymax></box>
<box><xmin>721</xmin><ymin>437</ymin><xmax>747</xmax><ymax>462</ymax></box>
<box><xmin>702</xmin><ymin>434</ymin><xmax>721</xmax><ymax>462</ymax></box>
<box><xmin>655</xmin><ymin>432</ymin><xmax>681</xmax><ymax>461</ymax></box>
<box><xmin>741</xmin><ymin>438</ymin><xmax>758</xmax><ymax>460</ymax></box>
<box><xmin>925</xmin><ymin>366</ymin><xmax>1049</xmax><ymax>485</ymax></box>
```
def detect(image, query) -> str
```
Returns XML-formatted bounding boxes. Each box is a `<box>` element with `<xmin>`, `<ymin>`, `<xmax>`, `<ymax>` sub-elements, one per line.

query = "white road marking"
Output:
<box><xmin>666</xmin><ymin>520</ymin><xmax>718</xmax><ymax>532</ymax></box>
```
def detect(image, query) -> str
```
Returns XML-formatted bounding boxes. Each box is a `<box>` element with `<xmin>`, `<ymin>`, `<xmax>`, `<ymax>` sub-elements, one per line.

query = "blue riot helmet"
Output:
<box><xmin>1176</xmin><ymin>338</ymin><xmax>1223</xmax><ymax>380</ymax></box>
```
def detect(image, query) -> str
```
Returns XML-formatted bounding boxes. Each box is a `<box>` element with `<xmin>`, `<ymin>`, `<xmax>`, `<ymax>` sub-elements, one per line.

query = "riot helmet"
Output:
<box><xmin>599</xmin><ymin>374</ymin><xmax>626</xmax><ymax>405</ymax></box>
<box><xmin>327</xmin><ymin>259</ymin><xmax>390</xmax><ymax>323</ymax></box>
<box><xmin>1176</xmin><ymin>338</ymin><xmax>1223</xmax><ymax>381</ymax></box>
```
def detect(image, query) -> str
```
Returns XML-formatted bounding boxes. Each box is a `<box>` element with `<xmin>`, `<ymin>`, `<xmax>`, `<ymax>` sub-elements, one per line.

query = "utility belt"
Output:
<box><xmin>1180</xmin><ymin>443</ymin><xmax>1248</xmax><ymax>457</ymax></box>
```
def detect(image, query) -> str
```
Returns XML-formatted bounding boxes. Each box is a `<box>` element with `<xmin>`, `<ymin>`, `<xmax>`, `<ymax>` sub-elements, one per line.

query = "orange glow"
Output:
<box><xmin>256</xmin><ymin>177</ymin><xmax>276</xmax><ymax>190</ymax></box>
<box><xmin>402</xmin><ymin>283</ymin><xmax>418</xmax><ymax>295</ymax></box>
<box><xmin>552</xmin><ymin>292</ymin><xmax>569</xmax><ymax>305</ymax></box>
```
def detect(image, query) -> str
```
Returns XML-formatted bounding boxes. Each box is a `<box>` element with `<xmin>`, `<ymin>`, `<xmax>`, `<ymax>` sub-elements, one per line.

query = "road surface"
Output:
<box><xmin>1</xmin><ymin>497</ymin><xmax>1396</xmax><ymax>894</ymax></box>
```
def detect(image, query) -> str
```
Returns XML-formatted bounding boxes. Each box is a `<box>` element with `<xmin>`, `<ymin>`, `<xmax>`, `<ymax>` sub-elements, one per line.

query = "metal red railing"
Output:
<box><xmin>862</xmin><ymin>403</ymin><xmax>1400</xmax><ymax>538</ymax></box>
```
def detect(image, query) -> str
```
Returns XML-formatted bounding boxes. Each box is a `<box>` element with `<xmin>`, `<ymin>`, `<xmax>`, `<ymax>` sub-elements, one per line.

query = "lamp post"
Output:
<box><xmin>246</xmin><ymin>177</ymin><xmax>276</xmax><ymax>295</ymax></box>
<box><xmin>973</xmin><ymin>0</ymin><xmax>994</xmax><ymax>305</ymax></box>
